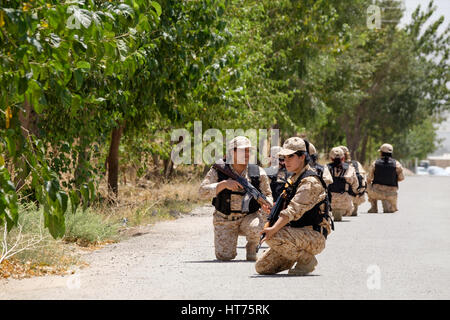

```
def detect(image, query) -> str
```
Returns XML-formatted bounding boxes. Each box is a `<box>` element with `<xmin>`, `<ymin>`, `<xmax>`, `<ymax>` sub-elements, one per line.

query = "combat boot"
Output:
<box><xmin>368</xmin><ymin>200</ymin><xmax>378</xmax><ymax>213</ymax></box>
<box><xmin>288</xmin><ymin>255</ymin><xmax>318</xmax><ymax>276</ymax></box>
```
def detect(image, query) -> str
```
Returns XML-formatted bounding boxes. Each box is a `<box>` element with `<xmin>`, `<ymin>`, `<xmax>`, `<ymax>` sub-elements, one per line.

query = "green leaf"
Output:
<box><xmin>69</xmin><ymin>190</ymin><xmax>80</xmax><ymax>214</ymax></box>
<box><xmin>5</xmin><ymin>136</ymin><xmax>16</xmax><ymax>158</ymax></box>
<box><xmin>76</xmin><ymin>61</ymin><xmax>91</xmax><ymax>70</ymax></box>
<box><xmin>150</xmin><ymin>1</ymin><xmax>162</xmax><ymax>17</ymax></box>
<box><xmin>80</xmin><ymin>184</ymin><xmax>89</xmax><ymax>210</ymax></box>
<box><xmin>45</xmin><ymin>180</ymin><xmax>57</xmax><ymax>202</ymax></box>
<box><xmin>73</xmin><ymin>69</ymin><xmax>84</xmax><ymax>90</ymax></box>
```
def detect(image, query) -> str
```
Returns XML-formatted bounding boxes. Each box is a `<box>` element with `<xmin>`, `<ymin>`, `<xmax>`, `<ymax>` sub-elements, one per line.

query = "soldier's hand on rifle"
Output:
<box><xmin>260</xmin><ymin>201</ymin><xmax>272</xmax><ymax>214</ymax></box>
<box><xmin>260</xmin><ymin>226</ymin><xmax>277</xmax><ymax>242</ymax></box>
<box><xmin>222</xmin><ymin>179</ymin><xmax>243</xmax><ymax>191</ymax></box>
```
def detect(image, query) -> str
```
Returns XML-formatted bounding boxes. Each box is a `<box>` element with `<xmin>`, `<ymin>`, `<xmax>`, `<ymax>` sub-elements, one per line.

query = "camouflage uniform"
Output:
<box><xmin>321</xmin><ymin>164</ymin><xmax>334</xmax><ymax>186</ymax></box>
<box><xmin>327</xmin><ymin>148</ymin><xmax>359</xmax><ymax>220</ymax></box>
<box><xmin>348</xmin><ymin>160</ymin><xmax>367</xmax><ymax>214</ymax></box>
<box><xmin>255</xmin><ymin>137</ymin><xmax>332</xmax><ymax>276</ymax></box>
<box><xmin>199</xmin><ymin>164</ymin><xmax>273</xmax><ymax>261</ymax></box>
<box><xmin>338</xmin><ymin>146</ymin><xmax>367</xmax><ymax>216</ymax></box>
<box><xmin>367</xmin><ymin>159</ymin><xmax>404</xmax><ymax>213</ymax></box>
<box><xmin>255</xmin><ymin>164</ymin><xmax>331</xmax><ymax>275</ymax></box>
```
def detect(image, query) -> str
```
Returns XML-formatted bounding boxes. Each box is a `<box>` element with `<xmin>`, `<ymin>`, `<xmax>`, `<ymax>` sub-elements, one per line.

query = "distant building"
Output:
<box><xmin>428</xmin><ymin>153</ymin><xmax>450</xmax><ymax>168</ymax></box>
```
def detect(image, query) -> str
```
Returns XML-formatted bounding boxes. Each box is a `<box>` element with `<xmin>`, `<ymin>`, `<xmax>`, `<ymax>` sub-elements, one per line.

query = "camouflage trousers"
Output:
<box><xmin>255</xmin><ymin>226</ymin><xmax>326</xmax><ymax>275</ymax></box>
<box><xmin>331</xmin><ymin>192</ymin><xmax>354</xmax><ymax>217</ymax></box>
<box><xmin>352</xmin><ymin>193</ymin><xmax>366</xmax><ymax>214</ymax></box>
<box><xmin>367</xmin><ymin>184</ymin><xmax>398</xmax><ymax>213</ymax></box>
<box><xmin>213</xmin><ymin>211</ymin><xmax>264</xmax><ymax>261</ymax></box>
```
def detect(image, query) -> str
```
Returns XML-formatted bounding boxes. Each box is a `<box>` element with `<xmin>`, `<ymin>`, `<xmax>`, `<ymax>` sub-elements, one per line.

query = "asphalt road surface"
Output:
<box><xmin>1</xmin><ymin>176</ymin><xmax>449</xmax><ymax>299</ymax></box>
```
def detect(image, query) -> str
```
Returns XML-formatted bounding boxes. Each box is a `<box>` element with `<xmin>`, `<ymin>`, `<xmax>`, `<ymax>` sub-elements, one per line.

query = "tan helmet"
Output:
<box><xmin>308</xmin><ymin>142</ymin><xmax>317</xmax><ymax>155</ymax></box>
<box><xmin>329</xmin><ymin>147</ymin><xmax>344</xmax><ymax>160</ymax></box>
<box><xmin>277</xmin><ymin>137</ymin><xmax>307</xmax><ymax>156</ymax></box>
<box><xmin>378</xmin><ymin>143</ymin><xmax>393</xmax><ymax>153</ymax></box>
<box><xmin>338</xmin><ymin>145</ymin><xmax>351</xmax><ymax>161</ymax></box>
<box><xmin>226</xmin><ymin>136</ymin><xmax>255</xmax><ymax>152</ymax></box>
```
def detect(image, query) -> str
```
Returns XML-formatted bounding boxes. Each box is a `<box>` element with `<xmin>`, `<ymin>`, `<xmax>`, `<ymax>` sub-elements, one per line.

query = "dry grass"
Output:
<box><xmin>1</xmin><ymin>165</ymin><xmax>208</xmax><ymax>279</ymax></box>
<box><xmin>95</xmin><ymin>176</ymin><xmax>207</xmax><ymax>229</ymax></box>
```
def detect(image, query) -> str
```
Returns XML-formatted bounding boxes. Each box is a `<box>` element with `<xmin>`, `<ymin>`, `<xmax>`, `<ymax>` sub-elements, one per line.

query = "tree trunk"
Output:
<box><xmin>358</xmin><ymin>133</ymin><xmax>369</xmax><ymax>164</ymax></box>
<box><xmin>107</xmin><ymin>125</ymin><xmax>124</xmax><ymax>199</ymax></box>
<box><xmin>15</xmin><ymin>99</ymin><xmax>40</xmax><ymax>191</ymax></box>
<box><xmin>163</xmin><ymin>157</ymin><xmax>173</xmax><ymax>179</ymax></box>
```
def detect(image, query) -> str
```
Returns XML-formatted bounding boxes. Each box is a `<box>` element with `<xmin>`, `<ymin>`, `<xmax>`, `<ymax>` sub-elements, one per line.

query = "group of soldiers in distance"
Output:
<box><xmin>199</xmin><ymin>136</ymin><xmax>404</xmax><ymax>276</ymax></box>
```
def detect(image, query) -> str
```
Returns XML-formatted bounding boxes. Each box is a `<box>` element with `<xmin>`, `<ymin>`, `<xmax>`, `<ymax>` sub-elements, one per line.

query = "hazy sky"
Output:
<box><xmin>401</xmin><ymin>1</ymin><xmax>450</xmax><ymax>155</ymax></box>
<box><xmin>400</xmin><ymin>0</ymin><xmax>450</xmax><ymax>32</ymax></box>
<box><xmin>382</xmin><ymin>1</ymin><xmax>450</xmax><ymax>155</ymax></box>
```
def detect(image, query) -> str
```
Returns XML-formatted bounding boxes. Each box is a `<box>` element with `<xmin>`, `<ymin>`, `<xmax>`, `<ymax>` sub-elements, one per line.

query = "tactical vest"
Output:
<box><xmin>373</xmin><ymin>158</ymin><xmax>398</xmax><ymax>187</ymax></box>
<box><xmin>267</xmin><ymin>168</ymin><xmax>291</xmax><ymax>202</ymax></box>
<box><xmin>327</xmin><ymin>162</ymin><xmax>349</xmax><ymax>194</ymax></box>
<box><xmin>212</xmin><ymin>164</ymin><xmax>261</xmax><ymax>215</ymax></box>
<box><xmin>347</xmin><ymin>160</ymin><xmax>367</xmax><ymax>196</ymax></box>
<box><xmin>285</xmin><ymin>170</ymin><xmax>334</xmax><ymax>237</ymax></box>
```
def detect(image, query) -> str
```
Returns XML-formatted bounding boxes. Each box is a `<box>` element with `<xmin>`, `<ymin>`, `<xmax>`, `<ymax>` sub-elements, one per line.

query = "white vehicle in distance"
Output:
<box><xmin>415</xmin><ymin>166</ymin><xmax>429</xmax><ymax>176</ymax></box>
<box><xmin>427</xmin><ymin>166</ymin><xmax>450</xmax><ymax>176</ymax></box>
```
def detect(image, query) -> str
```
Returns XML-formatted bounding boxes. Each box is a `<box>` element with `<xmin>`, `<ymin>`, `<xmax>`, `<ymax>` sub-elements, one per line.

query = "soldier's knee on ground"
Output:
<box><xmin>333</xmin><ymin>209</ymin><xmax>345</xmax><ymax>221</ymax></box>
<box><xmin>255</xmin><ymin>249</ymin><xmax>295</xmax><ymax>275</ymax></box>
<box><xmin>215</xmin><ymin>251</ymin><xmax>237</xmax><ymax>261</ymax></box>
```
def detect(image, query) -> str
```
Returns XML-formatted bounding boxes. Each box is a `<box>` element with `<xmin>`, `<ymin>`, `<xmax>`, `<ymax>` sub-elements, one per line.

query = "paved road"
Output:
<box><xmin>1</xmin><ymin>176</ymin><xmax>449</xmax><ymax>299</ymax></box>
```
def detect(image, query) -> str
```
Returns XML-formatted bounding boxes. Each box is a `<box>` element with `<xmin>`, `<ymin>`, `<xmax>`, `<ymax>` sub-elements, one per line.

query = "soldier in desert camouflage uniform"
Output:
<box><xmin>339</xmin><ymin>146</ymin><xmax>367</xmax><ymax>216</ymax></box>
<box><xmin>327</xmin><ymin>147</ymin><xmax>359</xmax><ymax>221</ymax></box>
<box><xmin>367</xmin><ymin>143</ymin><xmax>404</xmax><ymax>213</ymax></box>
<box><xmin>199</xmin><ymin>136</ymin><xmax>273</xmax><ymax>261</ymax></box>
<box><xmin>255</xmin><ymin>137</ymin><xmax>333</xmax><ymax>276</ymax></box>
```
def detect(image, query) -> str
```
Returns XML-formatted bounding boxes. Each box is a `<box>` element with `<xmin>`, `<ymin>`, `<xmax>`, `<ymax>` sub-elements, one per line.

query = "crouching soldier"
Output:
<box><xmin>199</xmin><ymin>136</ymin><xmax>273</xmax><ymax>261</ymax></box>
<box><xmin>339</xmin><ymin>146</ymin><xmax>367</xmax><ymax>216</ymax></box>
<box><xmin>255</xmin><ymin>137</ymin><xmax>333</xmax><ymax>276</ymax></box>
<box><xmin>327</xmin><ymin>147</ymin><xmax>359</xmax><ymax>221</ymax></box>
<box><xmin>367</xmin><ymin>143</ymin><xmax>404</xmax><ymax>213</ymax></box>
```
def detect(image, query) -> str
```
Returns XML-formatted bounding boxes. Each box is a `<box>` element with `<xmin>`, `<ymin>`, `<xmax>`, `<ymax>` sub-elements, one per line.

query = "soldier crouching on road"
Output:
<box><xmin>366</xmin><ymin>143</ymin><xmax>404</xmax><ymax>213</ymax></box>
<box><xmin>327</xmin><ymin>147</ymin><xmax>359</xmax><ymax>221</ymax></box>
<box><xmin>199</xmin><ymin>136</ymin><xmax>273</xmax><ymax>261</ymax></box>
<box><xmin>339</xmin><ymin>146</ymin><xmax>367</xmax><ymax>216</ymax></box>
<box><xmin>255</xmin><ymin>137</ymin><xmax>333</xmax><ymax>276</ymax></box>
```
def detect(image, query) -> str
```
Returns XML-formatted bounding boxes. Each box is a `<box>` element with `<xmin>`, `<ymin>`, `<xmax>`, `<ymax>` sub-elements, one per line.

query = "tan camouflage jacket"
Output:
<box><xmin>279</xmin><ymin>164</ymin><xmax>331</xmax><ymax>234</ymax></box>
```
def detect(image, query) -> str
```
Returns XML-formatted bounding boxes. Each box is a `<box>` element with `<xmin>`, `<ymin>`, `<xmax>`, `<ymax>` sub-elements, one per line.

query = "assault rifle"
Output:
<box><xmin>256</xmin><ymin>178</ymin><xmax>293</xmax><ymax>253</ymax></box>
<box><xmin>212</xmin><ymin>163</ymin><xmax>272</xmax><ymax>213</ymax></box>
